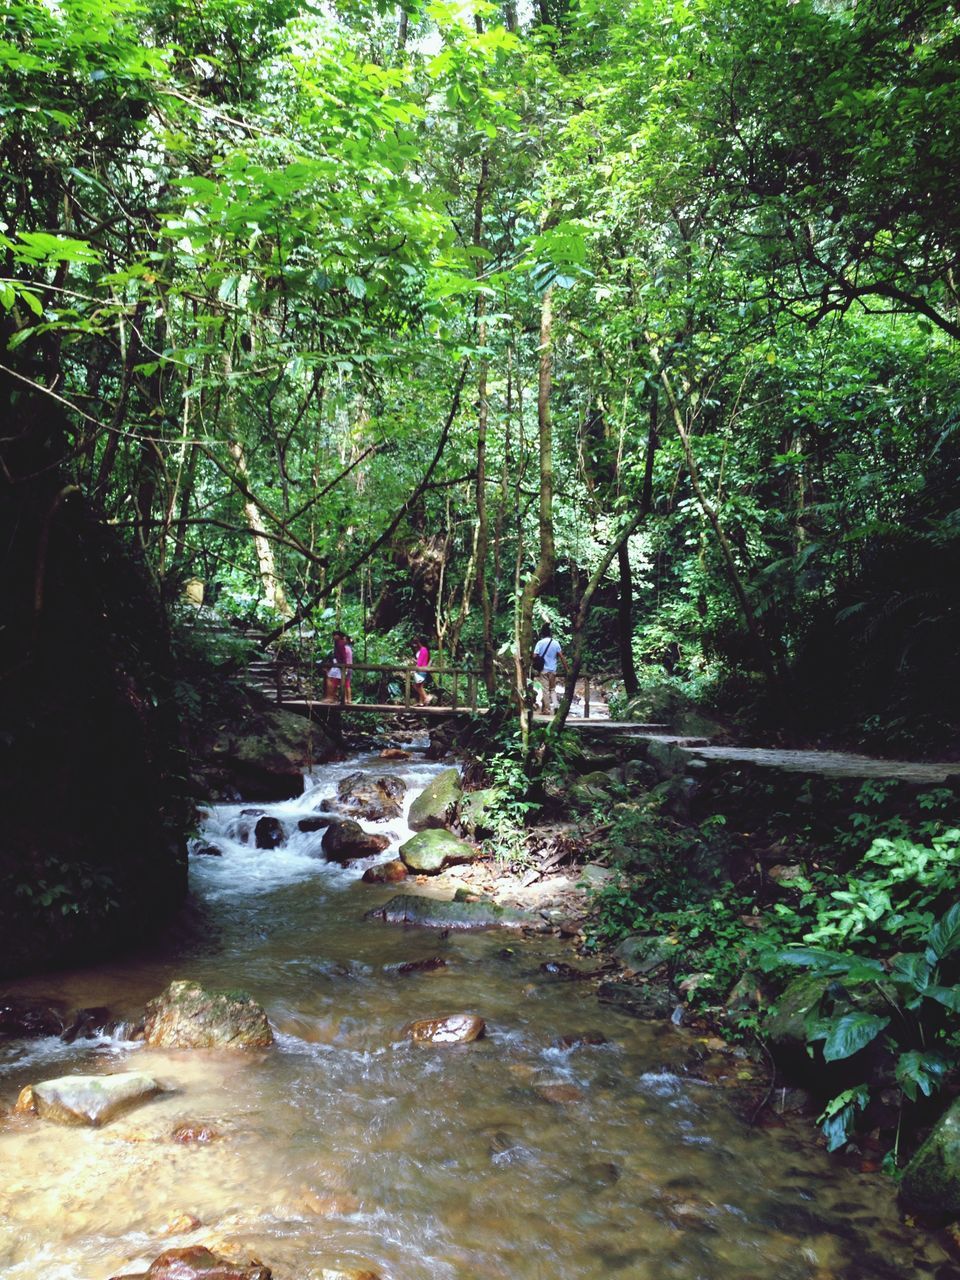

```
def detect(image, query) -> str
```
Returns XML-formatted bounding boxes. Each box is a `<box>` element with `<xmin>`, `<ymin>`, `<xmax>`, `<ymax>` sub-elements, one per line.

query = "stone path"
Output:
<box><xmin>615</xmin><ymin>733</ymin><xmax>959</xmax><ymax>785</ymax></box>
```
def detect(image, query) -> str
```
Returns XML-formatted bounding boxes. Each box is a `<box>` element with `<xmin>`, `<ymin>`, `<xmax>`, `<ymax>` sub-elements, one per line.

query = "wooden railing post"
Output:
<box><xmin>584</xmin><ymin>676</ymin><xmax>591</xmax><ymax>719</ymax></box>
<box><xmin>404</xmin><ymin>668</ymin><xmax>411</xmax><ymax>708</ymax></box>
<box><xmin>451</xmin><ymin>668</ymin><xmax>458</xmax><ymax>711</ymax></box>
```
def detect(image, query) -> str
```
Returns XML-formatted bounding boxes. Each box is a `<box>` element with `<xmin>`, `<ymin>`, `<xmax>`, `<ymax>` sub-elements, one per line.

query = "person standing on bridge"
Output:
<box><xmin>412</xmin><ymin>636</ymin><xmax>430</xmax><ymax>706</ymax></box>
<box><xmin>342</xmin><ymin>634</ymin><xmax>353</xmax><ymax>704</ymax></box>
<box><xmin>533</xmin><ymin>624</ymin><xmax>566</xmax><ymax>715</ymax></box>
<box><xmin>325</xmin><ymin>630</ymin><xmax>349</xmax><ymax>703</ymax></box>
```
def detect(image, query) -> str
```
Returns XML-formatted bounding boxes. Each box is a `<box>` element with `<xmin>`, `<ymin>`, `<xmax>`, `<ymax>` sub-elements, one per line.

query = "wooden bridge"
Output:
<box><xmin>245</xmin><ymin>654</ymin><xmax>615</xmax><ymax>721</ymax></box>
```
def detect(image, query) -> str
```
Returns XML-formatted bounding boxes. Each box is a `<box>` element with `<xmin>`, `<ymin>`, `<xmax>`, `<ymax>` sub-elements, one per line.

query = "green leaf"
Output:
<box><xmin>345</xmin><ymin>275</ymin><xmax>367</xmax><ymax>299</ymax></box>
<box><xmin>926</xmin><ymin>903</ymin><xmax>960</xmax><ymax>962</ymax></box>
<box><xmin>819</xmin><ymin>1012</ymin><xmax>889</xmax><ymax>1062</ymax></box>
<box><xmin>924</xmin><ymin>984</ymin><xmax>960</xmax><ymax>1012</ymax></box>
<box><xmin>896</xmin><ymin>1050</ymin><xmax>948</xmax><ymax>1102</ymax></box>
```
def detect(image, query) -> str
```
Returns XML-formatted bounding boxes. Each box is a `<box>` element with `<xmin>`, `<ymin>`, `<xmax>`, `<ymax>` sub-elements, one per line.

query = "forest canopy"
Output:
<box><xmin>2</xmin><ymin>0</ymin><xmax>959</xmax><ymax>752</ymax></box>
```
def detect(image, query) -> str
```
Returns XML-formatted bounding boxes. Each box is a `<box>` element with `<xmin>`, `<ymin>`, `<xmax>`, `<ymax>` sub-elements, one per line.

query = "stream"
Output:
<box><xmin>0</xmin><ymin>746</ymin><xmax>956</xmax><ymax>1280</ymax></box>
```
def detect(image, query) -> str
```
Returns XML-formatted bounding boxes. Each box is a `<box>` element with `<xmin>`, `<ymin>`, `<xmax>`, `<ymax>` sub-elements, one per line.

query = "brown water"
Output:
<box><xmin>0</xmin><ymin>752</ymin><xmax>954</xmax><ymax>1280</ymax></box>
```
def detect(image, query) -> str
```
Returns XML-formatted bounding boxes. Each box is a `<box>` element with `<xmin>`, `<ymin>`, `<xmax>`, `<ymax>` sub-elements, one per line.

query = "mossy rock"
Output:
<box><xmin>457</xmin><ymin>787</ymin><xmax>500</xmax><ymax>838</ymax></box>
<box><xmin>900</xmin><ymin>1099</ymin><xmax>960</xmax><ymax>1218</ymax></box>
<box><xmin>366</xmin><ymin>893</ymin><xmax>532</xmax><ymax>931</ymax></box>
<box><xmin>142</xmin><ymin>979</ymin><xmax>273</xmax><ymax>1049</ymax></box>
<box><xmin>408</xmin><ymin>768</ymin><xmax>463</xmax><ymax>832</ymax></box>
<box><xmin>399</xmin><ymin>828</ymin><xmax>476</xmax><ymax>874</ymax></box>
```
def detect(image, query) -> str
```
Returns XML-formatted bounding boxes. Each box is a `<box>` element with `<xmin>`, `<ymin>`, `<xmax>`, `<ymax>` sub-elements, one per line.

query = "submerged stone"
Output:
<box><xmin>366</xmin><ymin>893</ymin><xmax>531</xmax><ymax>931</ymax></box>
<box><xmin>143</xmin><ymin>979</ymin><xmax>273</xmax><ymax>1050</ymax></box>
<box><xmin>403</xmin><ymin>1013</ymin><xmax>485</xmax><ymax>1044</ymax></box>
<box><xmin>399</xmin><ymin>828</ymin><xmax>475</xmax><ymax>873</ymax></box>
<box><xmin>23</xmin><ymin>1071</ymin><xmax>165</xmax><ymax>1127</ymax></box>
<box><xmin>109</xmin><ymin>1245</ymin><xmax>272</xmax><ymax>1279</ymax></box>
<box><xmin>407</xmin><ymin>767</ymin><xmax>462</xmax><ymax>831</ymax></box>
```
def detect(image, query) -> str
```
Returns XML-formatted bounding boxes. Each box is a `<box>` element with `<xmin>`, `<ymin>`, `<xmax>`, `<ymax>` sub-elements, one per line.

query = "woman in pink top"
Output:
<box><xmin>413</xmin><ymin>638</ymin><xmax>429</xmax><ymax>705</ymax></box>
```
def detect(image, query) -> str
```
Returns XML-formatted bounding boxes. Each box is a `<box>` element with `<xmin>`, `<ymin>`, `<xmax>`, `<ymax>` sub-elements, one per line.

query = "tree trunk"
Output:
<box><xmin>227</xmin><ymin>440</ymin><xmax>291</xmax><ymax>617</ymax></box>
<box><xmin>473</xmin><ymin>152</ymin><xmax>494</xmax><ymax>694</ymax></box>
<box><xmin>516</xmin><ymin>285</ymin><xmax>555</xmax><ymax>749</ymax></box>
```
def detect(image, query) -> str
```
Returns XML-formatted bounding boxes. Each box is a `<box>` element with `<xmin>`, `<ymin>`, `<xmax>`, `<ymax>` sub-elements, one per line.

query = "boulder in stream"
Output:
<box><xmin>109</xmin><ymin>1245</ymin><xmax>272</xmax><ymax>1280</ymax></box>
<box><xmin>407</xmin><ymin>767</ymin><xmax>462</xmax><ymax>831</ymax></box>
<box><xmin>143</xmin><ymin>979</ymin><xmax>273</xmax><ymax>1050</ymax></box>
<box><xmin>366</xmin><ymin>893</ymin><xmax>532</xmax><ymax>931</ymax></box>
<box><xmin>322</xmin><ymin>820</ymin><xmax>391</xmax><ymax>861</ymax></box>
<box><xmin>254</xmin><ymin>817</ymin><xmax>284</xmax><ymax>850</ymax></box>
<box><xmin>298</xmin><ymin>815</ymin><xmax>337</xmax><ymax>834</ymax></box>
<box><xmin>399</xmin><ymin>828</ymin><xmax>475</xmax><ymax>873</ymax></box>
<box><xmin>403</xmin><ymin>1013</ymin><xmax>485</xmax><ymax>1044</ymax></box>
<box><xmin>331</xmin><ymin>772</ymin><xmax>405</xmax><ymax>821</ymax></box>
<box><xmin>361</xmin><ymin>860</ymin><xmax>408</xmax><ymax>884</ymax></box>
<box><xmin>17</xmin><ymin>1071</ymin><xmax>166</xmax><ymax>1126</ymax></box>
<box><xmin>0</xmin><ymin>994</ymin><xmax>67</xmax><ymax>1037</ymax></box>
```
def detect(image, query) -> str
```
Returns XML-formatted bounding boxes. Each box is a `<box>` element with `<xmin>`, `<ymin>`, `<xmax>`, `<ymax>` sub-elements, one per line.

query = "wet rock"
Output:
<box><xmin>553</xmin><ymin>1030</ymin><xmax>608</xmax><ymax>1051</ymax></box>
<box><xmin>172</xmin><ymin>1121</ymin><xmax>220</xmax><ymax>1144</ymax></box>
<box><xmin>61</xmin><ymin>1005</ymin><xmax>114</xmax><ymax>1043</ymax></box>
<box><xmin>361</xmin><ymin>860</ymin><xmax>408</xmax><ymax>884</ymax></box>
<box><xmin>194</xmin><ymin>844</ymin><xmax>223</xmax><ymax>857</ymax></box>
<box><xmin>254</xmin><ymin>817</ymin><xmax>284</xmax><ymax>850</ymax></box>
<box><xmin>539</xmin><ymin>961</ymin><xmax>596</xmax><ymax>981</ymax></box>
<box><xmin>143</xmin><ymin>980</ymin><xmax>273</xmax><ymax>1050</ymax></box>
<box><xmin>403</xmin><ymin>1013</ymin><xmax>485</xmax><ymax>1044</ymax></box>
<box><xmin>367</xmin><ymin>893</ymin><xmax>532</xmax><ymax>931</ymax></box>
<box><xmin>399</xmin><ymin>828</ymin><xmax>476</xmax><ymax>874</ymax></box>
<box><xmin>385</xmin><ymin>956</ymin><xmax>447</xmax><ymax>975</ymax></box>
<box><xmin>0</xmin><ymin>994</ymin><xmax>67</xmax><ymax>1038</ymax></box>
<box><xmin>536</xmin><ymin>1083</ymin><xmax>585</xmax><ymax>1104</ymax></box>
<box><xmin>22</xmin><ymin>1071</ymin><xmax>165</xmax><ymax>1126</ymax></box>
<box><xmin>456</xmin><ymin>787</ymin><xmax>499</xmax><ymax>839</ymax></box>
<box><xmin>298</xmin><ymin>815</ymin><xmax>337</xmax><ymax>833</ymax></box>
<box><xmin>205</xmin><ymin>701</ymin><xmax>336</xmax><ymax>802</ymax></box>
<box><xmin>108</xmin><ymin>1245</ymin><xmax>272</xmax><ymax>1279</ymax></box>
<box><xmin>322</xmin><ymin>821</ymin><xmax>390</xmax><ymax>862</ymax></box>
<box><xmin>407</xmin><ymin>767</ymin><xmax>462</xmax><ymax>832</ymax></box>
<box><xmin>900</xmin><ymin>1098</ymin><xmax>960</xmax><ymax>1217</ymax></box>
<box><xmin>379</xmin><ymin>748</ymin><xmax>411</xmax><ymax>761</ymax></box>
<box><xmin>333</xmin><ymin>772</ymin><xmax>405</xmax><ymax>821</ymax></box>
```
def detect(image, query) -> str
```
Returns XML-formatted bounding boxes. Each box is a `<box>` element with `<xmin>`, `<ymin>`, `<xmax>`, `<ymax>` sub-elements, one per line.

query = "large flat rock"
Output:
<box><xmin>27</xmin><ymin>1071</ymin><xmax>166</xmax><ymax>1127</ymax></box>
<box><xmin>366</xmin><ymin>893</ymin><xmax>532</xmax><ymax>931</ymax></box>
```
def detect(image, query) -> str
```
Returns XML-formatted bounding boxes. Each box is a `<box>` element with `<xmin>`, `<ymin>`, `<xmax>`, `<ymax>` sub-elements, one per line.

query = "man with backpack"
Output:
<box><xmin>532</xmin><ymin>625</ymin><xmax>566</xmax><ymax>715</ymax></box>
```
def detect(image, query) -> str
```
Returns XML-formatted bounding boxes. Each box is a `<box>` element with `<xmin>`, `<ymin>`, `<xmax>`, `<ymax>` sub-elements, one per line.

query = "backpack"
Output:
<box><xmin>531</xmin><ymin>651</ymin><xmax>545</xmax><ymax>673</ymax></box>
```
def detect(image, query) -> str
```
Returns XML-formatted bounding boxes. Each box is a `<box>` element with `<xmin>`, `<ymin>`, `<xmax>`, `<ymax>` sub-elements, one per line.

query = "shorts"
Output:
<box><xmin>413</xmin><ymin>671</ymin><xmax>426</xmax><ymax>684</ymax></box>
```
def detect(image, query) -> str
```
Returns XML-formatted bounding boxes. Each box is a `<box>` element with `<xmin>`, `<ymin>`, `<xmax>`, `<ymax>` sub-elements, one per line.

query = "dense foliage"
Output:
<box><xmin>3</xmin><ymin>0</ymin><xmax>957</xmax><ymax>752</ymax></box>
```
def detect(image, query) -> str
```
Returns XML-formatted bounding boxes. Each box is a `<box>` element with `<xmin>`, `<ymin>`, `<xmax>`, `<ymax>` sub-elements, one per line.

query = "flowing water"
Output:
<box><xmin>0</xmin><ymin>749</ymin><xmax>955</xmax><ymax>1280</ymax></box>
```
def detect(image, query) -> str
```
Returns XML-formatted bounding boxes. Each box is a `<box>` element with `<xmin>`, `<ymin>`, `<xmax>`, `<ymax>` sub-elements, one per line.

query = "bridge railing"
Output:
<box><xmin>323</xmin><ymin>662</ymin><xmax>484</xmax><ymax>712</ymax></box>
<box><xmin>277</xmin><ymin>655</ymin><xmax>615</xmax><ymax>718</ymax></box>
